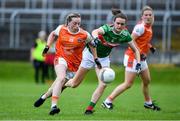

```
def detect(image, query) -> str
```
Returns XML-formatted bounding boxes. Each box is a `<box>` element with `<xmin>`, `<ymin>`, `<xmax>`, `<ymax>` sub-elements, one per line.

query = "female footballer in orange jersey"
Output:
<box><xmin>33</xmin><ymin>13</ymin><xmax>101</xmax><ymax>115</ymax></box>
<box><xmin>102</xmin><ymin>6</ymin><xmax>161</xmax><ymax>111</ymax></box>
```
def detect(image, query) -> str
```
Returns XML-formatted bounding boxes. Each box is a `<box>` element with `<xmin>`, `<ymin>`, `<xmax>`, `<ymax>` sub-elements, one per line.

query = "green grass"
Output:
<box><xmin>0</xmin><ymin>61</ymin><xmax>180</xmax><ymax>120</ymax></box>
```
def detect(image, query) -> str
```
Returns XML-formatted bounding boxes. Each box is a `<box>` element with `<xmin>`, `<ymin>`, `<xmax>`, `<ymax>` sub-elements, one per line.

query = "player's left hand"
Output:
<box><xmin>94</xmin><ymin>58</ymin><xmax>102</xmax><ymax>69</ymax></box>
<box><xmin>150</xmin><ymin>47</ymin><xmax>156</xmax><ymax>54</ymax></box>
<box><xmin>90</xmin><ymin>37</ymin><xmax>100</xmax><ymax>47</ymax></box>
<box><xmin>135</xmin><ymin>63</ymin><xmax>141</xmax><ymax>73</ymax></box>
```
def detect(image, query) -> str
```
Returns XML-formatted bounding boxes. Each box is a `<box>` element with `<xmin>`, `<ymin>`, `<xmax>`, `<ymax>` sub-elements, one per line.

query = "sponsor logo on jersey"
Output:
<box><xmin>69</xmin><ymin>37</ymin><xmax>74</xmax><ymax>42</ymax></box>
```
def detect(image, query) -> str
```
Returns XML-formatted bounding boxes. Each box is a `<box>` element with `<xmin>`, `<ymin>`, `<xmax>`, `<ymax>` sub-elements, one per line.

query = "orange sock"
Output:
<box><xmin>51</xmin><ymin>96</ymin><xmax>59</xmax><ymax>108</ymax></box>
<box><xmin>105</xmin><ymin>96</ymin><xmax>113</xmax><ymax>103</ymax></box>
<box><xmin>108</xmin><ymin>96</ymin><xmax>113</xmax><ymax>101</ymax></box>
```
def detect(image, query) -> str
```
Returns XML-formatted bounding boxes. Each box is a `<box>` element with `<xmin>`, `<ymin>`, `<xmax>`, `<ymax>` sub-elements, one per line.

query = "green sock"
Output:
<box><xmin>89</xmin><ymin>101</ymin><xmax>96</xmax><ymax>107</ymax></box>
<box><xmin>87</xmin><ymin>101</ymin><xmax>96</xmax><ymax>110</ymax></box>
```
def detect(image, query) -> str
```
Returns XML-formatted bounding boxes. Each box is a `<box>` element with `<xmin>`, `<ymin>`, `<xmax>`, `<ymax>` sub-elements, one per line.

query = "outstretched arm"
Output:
<box><xmin>92</xmin><ymin>27</ymin><xmax>105</xmax><ymax>39</ymax></box>
<box><xmin>46</xmin><ymin>31</ymin><xmax>58</xmax><ymax>47</ymax></box>
<box><xmin>129</xmin><ymin>34</ymin><xmax>141</xmax><ymax>73</ymax></box>
<box><xmin>128</xmin><ymin>40</ymin><xmax>141</xmax><ymax>63</ymax></box>
<box><xmin>87</xmin><ymin>31</ymin><xmax>102</xmax><ymax>69</ymax></box>
<box><xmin>42</xmin><ymin>31</ymin><xmax>58</xmax><ymax>56</ymax></box>
<box><xmin>88</xmin><ymin>44</ymin><xmax>102</xmax><ymax>69</ymax></box>
<box><xmin>130</xmin><ymin>34</ymin><xmax>141</xmax><ymax>62</ymax></box>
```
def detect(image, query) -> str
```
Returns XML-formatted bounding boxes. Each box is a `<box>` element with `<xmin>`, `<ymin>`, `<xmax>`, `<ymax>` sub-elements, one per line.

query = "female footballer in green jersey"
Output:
<box><xmin>102</xmin><ymin>6</ymin><xmax>160</xmax><ymax>111</ymax></box>
<box><xmin>65</xmin><ymin>8</ymin><xmax>141</xmax><ymax>114</ymax></box>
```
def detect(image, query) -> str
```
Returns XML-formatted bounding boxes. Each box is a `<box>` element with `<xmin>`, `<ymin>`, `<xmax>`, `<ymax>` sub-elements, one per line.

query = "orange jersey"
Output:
<box><xmin>125</xmin><ymin>21</ymin><xmax>152</xmax><ymax>58</ymax></box>
<box><xmin>54</xmin><ymin>25</ymin><xmax>91</xmax><ymax>72</ymax></box>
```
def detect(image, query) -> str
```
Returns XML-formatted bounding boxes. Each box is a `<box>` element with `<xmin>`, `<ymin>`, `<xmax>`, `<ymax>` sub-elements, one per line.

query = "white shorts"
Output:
<box><xmin>123</xmin><ymin>54</ymin><xmax>148</xmax><ymax>73</ymax></box>
<box><xmin>80</xmin><ymin>48</ymin><xmax>110</xmax><ymax>69</ymax></box>
<box><xmin>55</xmin><ymin>57</ymin><xmax>75</xmax><ymax>80</ymax></box>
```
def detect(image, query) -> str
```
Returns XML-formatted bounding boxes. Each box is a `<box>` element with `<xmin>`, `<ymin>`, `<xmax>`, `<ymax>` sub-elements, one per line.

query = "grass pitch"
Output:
<box><xmin>0</xmin><ymin>61</ymin><xmax>180</xmax><ymax>120</ymax></box>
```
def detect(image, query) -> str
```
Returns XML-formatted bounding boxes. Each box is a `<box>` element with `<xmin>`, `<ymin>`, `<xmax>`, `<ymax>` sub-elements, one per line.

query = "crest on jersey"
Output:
<box><xmin>77</xmin><ymin>38</ymin><xmax>83</xmax><ymax>42</ymax></box>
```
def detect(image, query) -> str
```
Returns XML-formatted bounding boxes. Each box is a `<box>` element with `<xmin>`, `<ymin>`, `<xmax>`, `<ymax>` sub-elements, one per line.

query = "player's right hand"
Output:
<box><xmin>90</xmin><ymin>37</ymin><xmax>100</xmax><ymax>47</ymax></box>
<box><xmin>42</xmin><ymin>45</ymin><xmax>49</xmax><ymax>56</ymax></box>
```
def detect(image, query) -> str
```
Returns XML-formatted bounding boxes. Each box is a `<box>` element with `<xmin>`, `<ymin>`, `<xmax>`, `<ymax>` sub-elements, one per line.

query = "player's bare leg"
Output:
<box><xmin>102</xmin><ymin>71</ymin><xmax>136</xmax><ymax>109</ymax></box>
<box><xmin>85</xmin><ymin>68</ymin><xmax>106</xmax><ymax>114</ymax></box>
<box><xmin>140</xmin><ymin>68</ymin><xmax>160</xmax><ymax>111</ymax></box>
<box><xmin>49</xmin><ymin>64</ymin><xmax>67</xmax><ymax>115</ymax></box>
<box><xmin>65</xmin><ymin>67</ymin><xmax>89</xmax><ymax>88</ymax></box>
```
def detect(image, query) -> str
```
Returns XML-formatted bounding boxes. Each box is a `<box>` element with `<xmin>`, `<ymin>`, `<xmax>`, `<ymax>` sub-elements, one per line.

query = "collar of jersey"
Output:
<box><xmin>67</xmin><ymin>27</ymin><xmax>80</xmax><ymax>35</ymax></box>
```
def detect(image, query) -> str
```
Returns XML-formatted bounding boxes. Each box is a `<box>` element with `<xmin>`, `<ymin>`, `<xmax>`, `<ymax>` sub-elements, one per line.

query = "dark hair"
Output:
<box><xmin>65</xmin><ymin>13</ymin><xmax>81</xmax><ymax>26</ymax></box>
<box><xmin>141</xmin><ymin>5</ymin><xmax>153</xmax><ymax>16</ymax></box>
<box><xmin>111</xmin><ymin>8</ymin><xmax>127</xmax><ymax>22</ymax></box>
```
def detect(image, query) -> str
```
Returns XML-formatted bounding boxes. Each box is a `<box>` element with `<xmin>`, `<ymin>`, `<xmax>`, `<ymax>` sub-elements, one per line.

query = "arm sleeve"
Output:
<box><xmin>54</xmin><ymin>25</ymin><xmax>63</xmax><ymax>36</ymax></box>
<box><xmin>132</xmin><ymin>24</ymin><xmax>144</xmax><ymax>37</ymax></box>
<box><xmin>101</xmin><ymin>24</ymin><xmax>108</xmax><ymax>33</ymax></box>
<box><xmin>121</xmin><ymin>30</ymin><xmax>132</xmax><ymax>43</ymax></box>
<box><xmin>125</xmin><ymin>31</ymin><xmax>132</xmax><ymax>42</ymax></box>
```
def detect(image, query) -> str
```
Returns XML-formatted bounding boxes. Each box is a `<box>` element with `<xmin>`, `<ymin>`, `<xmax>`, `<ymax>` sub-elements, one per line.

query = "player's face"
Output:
<box><xmin>68</xmin><ymin>17</ymin><xmax>81</xmax><ymax>33</ymax></box>
<box><xmin>113</xmin><ymin>17</ymin><xmax>126</xmax><ymax>33</ymax></box>
<box><xmin>142</xmin><ymin>10</ymin><xmax>154</xmax><ymax>25</ymax></box>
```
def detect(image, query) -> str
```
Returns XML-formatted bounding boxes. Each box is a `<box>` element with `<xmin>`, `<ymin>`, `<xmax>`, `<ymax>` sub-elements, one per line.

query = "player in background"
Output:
<box><xmin>44</xmin><ymin>42</ymin><xmax>56</xmax><ymax>82</ymax></box>
<box><xmin>33</xmin><ymin>13</ymin><xmax>101</xmax><ymax>115</ymax></box>
<box><xmin>102</xmin><ymin>6</ymin><xmax>161</xmax><ymax>111</ymax></box>
<box><xmin>30</xmin><ymin>30</ymin><xmax>47</xmax><ymax>84</ymax></box>
<box><xmin>65</xmin><ymin>8</ymin><xmax>141</xmax><ymax>115</ymax></box>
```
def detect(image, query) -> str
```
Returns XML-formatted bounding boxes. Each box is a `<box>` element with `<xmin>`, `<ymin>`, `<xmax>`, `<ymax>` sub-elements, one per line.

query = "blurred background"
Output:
<box><xmin>0</xmin><ymin>0</ymin><xmax>180</xmax><ymax>64</ymax></box>
<box><xmin>0</xmin><ymin>1</ymin><xmax>180</xmax><ymax>120</ymax></box>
